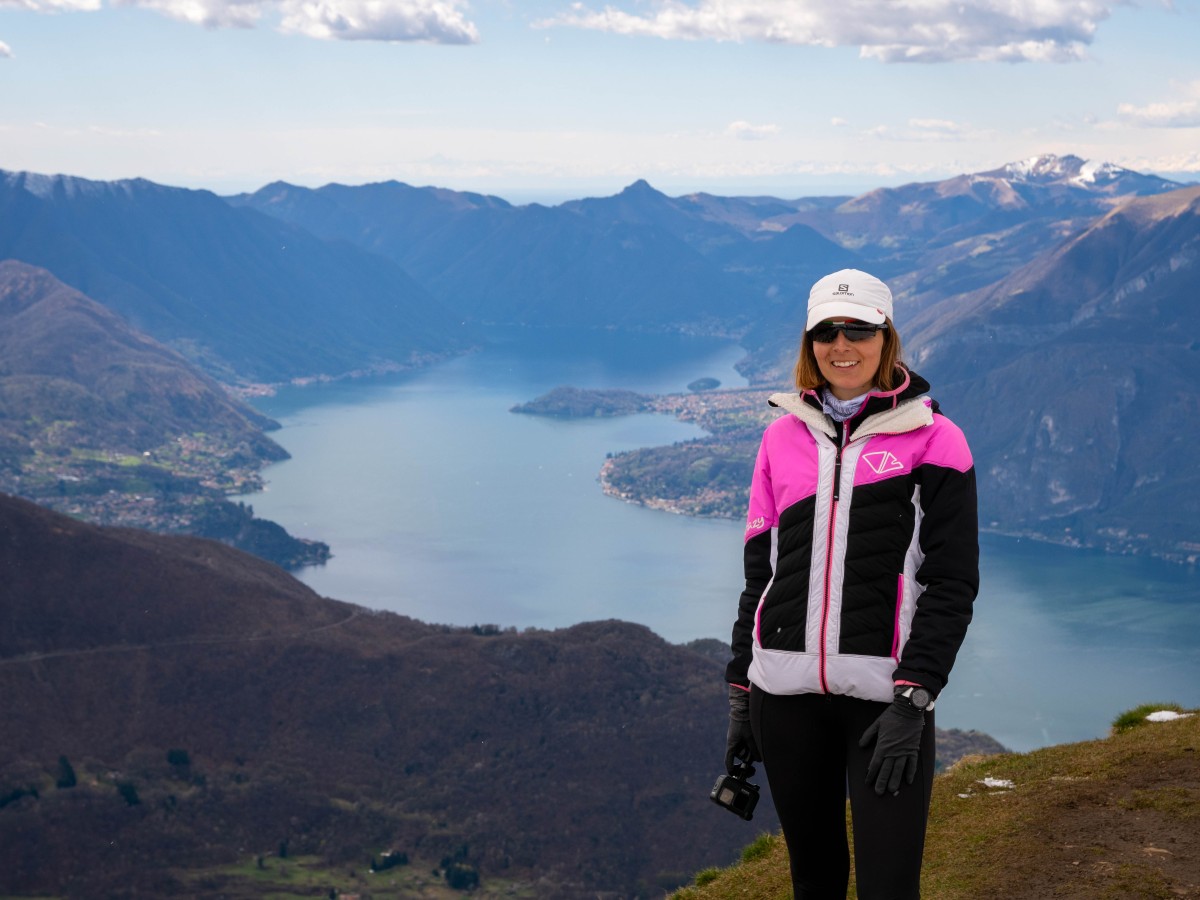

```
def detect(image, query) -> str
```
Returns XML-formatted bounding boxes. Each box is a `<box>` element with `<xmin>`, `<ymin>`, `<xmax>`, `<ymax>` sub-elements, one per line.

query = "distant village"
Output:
<box><xmin>1</xmin><ymin>433</ymin><xmax>329</xmax><ymax>569</ymax></box>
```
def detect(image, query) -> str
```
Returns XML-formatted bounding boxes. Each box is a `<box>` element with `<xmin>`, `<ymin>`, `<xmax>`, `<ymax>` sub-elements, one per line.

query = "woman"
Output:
<box><xmin>724</xmin><ymin>269</ymin><xmax>979</xmax><ymax>899</ymax></box>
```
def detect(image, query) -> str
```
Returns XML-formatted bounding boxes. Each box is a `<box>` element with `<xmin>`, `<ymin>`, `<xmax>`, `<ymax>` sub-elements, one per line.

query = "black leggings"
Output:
<box><xmin>750</xmin><ymin>688</ymin><xmax>936</xmax><ymax>900</ymax></box>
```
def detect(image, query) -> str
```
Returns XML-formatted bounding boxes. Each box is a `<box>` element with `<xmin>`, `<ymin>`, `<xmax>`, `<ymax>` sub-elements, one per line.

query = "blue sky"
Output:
<box><xmin>1</xmin><ymin>0</ymin><xmax>1198</xmax><ymax>201</ymax></box>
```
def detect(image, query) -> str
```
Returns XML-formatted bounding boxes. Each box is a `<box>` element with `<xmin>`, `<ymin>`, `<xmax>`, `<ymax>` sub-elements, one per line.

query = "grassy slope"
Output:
<box><xmin>675</xmin><ymin>708</ymin><xmax>1200</xmax><ymax>899</ymax></box>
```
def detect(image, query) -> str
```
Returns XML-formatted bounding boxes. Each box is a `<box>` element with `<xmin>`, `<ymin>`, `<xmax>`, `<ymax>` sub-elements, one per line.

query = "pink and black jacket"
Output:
<box><xmin>726</xmin><ymin>368</ymin><xmax>979</xmax><ymax>704</ymax></box>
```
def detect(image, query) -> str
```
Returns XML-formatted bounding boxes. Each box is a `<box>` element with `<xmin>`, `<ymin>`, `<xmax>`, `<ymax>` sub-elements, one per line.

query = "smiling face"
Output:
<box><xmin>811</xmin><ymin>318</ymin><xmax>885</xmax><ymax>400</ymax></box>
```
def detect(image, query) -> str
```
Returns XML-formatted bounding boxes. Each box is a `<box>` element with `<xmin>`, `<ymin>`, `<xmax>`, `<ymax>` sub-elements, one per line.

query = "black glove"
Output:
<box><xmin>859</xmin><ymin>697</ymin><xmax>925</xmax><ymax>796</ymax></box>
<box><xmin>725</xmin><ymin>685</ymin><xmax>761</xmax><ymax>775</ymax></box>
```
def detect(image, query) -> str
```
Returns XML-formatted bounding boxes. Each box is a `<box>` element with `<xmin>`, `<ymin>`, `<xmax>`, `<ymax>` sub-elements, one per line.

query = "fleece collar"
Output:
<box><xmin>768</xmin><ymin>366</ymin><xmax>936</xmax><ymax>441</ymax></box>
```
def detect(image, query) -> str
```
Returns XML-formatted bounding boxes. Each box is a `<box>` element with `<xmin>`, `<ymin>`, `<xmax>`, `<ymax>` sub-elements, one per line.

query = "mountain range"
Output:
<box><xmin>1</xmin><ymin>152</ymin><xmax>1196</xmax><ymax>562</ymax></box>
<box><xmin>907</xmin><ymin>185</ymin><xmax>1200</xmax><ymax>556</ymax></box>
<box><xmin>0</xmin><ymin>170</ymin><xmax>472</xmax><ymax>385</ymax></box>
<box><xmin>732</xmin><ymin>154</ymin><xmax>1185</xmax><ymax>370</ymax></box>
<box><xmin>232</xmin><ymin>178</ymin><xmax>752</xmax><ymax>330</ymax></box>
<box><xmin>232</xmin><ymin>153</ymin><xmax>1184</xmax><ymax>362</ymax></box>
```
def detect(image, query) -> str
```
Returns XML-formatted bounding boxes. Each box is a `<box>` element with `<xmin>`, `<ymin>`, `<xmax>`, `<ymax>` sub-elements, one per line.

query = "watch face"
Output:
<box><xmin>911</xmin><ymin>688</ymin><xmax>932</xmax><ymax>709</ymax></box>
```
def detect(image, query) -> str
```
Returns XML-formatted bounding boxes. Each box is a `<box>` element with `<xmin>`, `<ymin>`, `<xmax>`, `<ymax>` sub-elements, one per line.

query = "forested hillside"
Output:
<box><xmin>0</xmin><ymin>261</ymin><xmax>326</xmax><ymax>568</ymax></box>
<box><xmin>0</xmin><ymin>494</ymin><xmax>1005</xmax><ymax>898</ymax></box>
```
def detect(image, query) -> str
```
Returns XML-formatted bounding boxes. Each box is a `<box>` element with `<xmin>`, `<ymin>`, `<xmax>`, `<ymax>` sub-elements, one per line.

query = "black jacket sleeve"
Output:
<box><xmin>892</xmin><ymin>461</ymin><xmax>979</xmax><ymax>694</ymax></box>
<box><xmin>725</xmin><ymin>530</ymin><xmax>773</xmax><ymax>687</ymax></box>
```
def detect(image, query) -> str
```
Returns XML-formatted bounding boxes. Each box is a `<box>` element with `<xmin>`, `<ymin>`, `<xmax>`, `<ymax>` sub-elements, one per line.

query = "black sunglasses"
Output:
<box><xmin>808</xmin><ymin>321</ymin><xmax>888</xmax><ymax>343</ymax></box>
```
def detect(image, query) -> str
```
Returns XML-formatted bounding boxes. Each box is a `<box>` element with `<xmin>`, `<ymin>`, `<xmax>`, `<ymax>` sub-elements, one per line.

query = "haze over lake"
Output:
<box><xmin>237</xmin><ymin>329</ymin><xmax>1200</xmax><ymax>754</ymax></box>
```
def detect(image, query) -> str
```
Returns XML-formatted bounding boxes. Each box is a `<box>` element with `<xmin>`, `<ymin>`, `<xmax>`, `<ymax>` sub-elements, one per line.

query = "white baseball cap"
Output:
<box><xmin>806</xmin><ymin>269</ymin><xmax>893</xmax><ymax>332</ymax></box>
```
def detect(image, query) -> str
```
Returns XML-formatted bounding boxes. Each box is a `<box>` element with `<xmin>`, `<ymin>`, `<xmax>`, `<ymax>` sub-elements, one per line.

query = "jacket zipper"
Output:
<box><xmin>892</xmin><ymin>573</ymin><xmax>905</xmax><ymax>660</ymax></box>
<box><xmin>819</xmin><ymin>428</ymin><xmax>847</xmax><ymax>694</ymax></box>
<box><xmin>818</xmin><ymin>424</ymin><xmax>918</xmax><ymax>693</ymax></box>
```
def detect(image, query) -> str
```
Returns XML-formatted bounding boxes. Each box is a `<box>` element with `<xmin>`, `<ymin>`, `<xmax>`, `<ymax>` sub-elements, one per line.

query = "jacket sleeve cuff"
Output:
<box><xmin>891</xmin><ymin>668</ymin><xmax>942</xmax><ymax>695</ymax></box>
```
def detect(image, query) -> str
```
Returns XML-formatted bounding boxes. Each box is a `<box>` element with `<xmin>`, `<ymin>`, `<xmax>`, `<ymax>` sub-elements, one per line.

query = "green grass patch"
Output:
<box><xmin>1111</xmin><ymin>703</ymin><xmax>1184</xmax><ymax>733</ymax></box>
<box><xmin>740</xmin><ymin>832</ymin><xmax>777</xmax><ymax>864</ymax></box>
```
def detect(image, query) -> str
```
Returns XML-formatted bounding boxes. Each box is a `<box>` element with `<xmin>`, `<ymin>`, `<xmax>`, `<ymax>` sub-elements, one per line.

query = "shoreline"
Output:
<box><xmin>600</xmin><ymin>457</ymin><xmax>1200</xmax><ymax>567</ymax></box>
<box><xmin>225</xmin><ymin>346</ymin><xmax>476</xmax><ymax>400</ymax></box>
<box><xmin>591</xmin><ymin>388</ymin><xmax>1200</xmax><ymax>568</ymax></box>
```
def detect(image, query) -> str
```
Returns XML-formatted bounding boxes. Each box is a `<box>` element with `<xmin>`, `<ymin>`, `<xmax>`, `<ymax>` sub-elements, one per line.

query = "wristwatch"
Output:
<box><xmin>896</xmin><ymin>685</ymin><xmax>935</xmax><ymax>711</ymax></box>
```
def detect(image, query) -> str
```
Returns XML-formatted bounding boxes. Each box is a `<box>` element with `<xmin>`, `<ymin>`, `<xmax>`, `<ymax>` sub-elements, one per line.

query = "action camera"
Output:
<box><xmin>710</xmin><ymin>760</ymin><xmax>760</xmax><ymax>820</ymax></box>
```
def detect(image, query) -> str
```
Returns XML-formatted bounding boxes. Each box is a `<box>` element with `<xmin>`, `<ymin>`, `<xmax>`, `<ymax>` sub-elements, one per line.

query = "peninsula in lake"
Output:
<box><xmin>511</xmin><ymin>385</ymin><xmax>653</xmax><ymax>417</ymax></box>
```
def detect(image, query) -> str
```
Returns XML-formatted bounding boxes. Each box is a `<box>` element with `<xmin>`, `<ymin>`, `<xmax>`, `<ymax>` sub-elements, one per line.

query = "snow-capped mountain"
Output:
<box><xmin>762</xmin><ymin>154</ymin><xmax>1187</xmax><ymax>276</ymax></box>
<box><xmin>989</xmin><ymin>153</ymin><xmax>1179</xmax><ymax>194</ymax></box>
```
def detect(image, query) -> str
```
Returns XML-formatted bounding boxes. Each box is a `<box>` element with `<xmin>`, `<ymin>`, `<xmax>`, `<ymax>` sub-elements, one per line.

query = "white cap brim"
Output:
<box><xmin>806</xmin><ymin>300</ymin><xmax>887</xmax><ymax>332</ymax></box>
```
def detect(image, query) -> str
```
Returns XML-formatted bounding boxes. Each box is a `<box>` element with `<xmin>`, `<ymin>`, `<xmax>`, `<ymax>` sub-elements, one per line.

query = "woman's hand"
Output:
<box><xmin>725</xmin><ymin>685</ymin><xmax>761</xmax><ymax>774</ymax></box>
<box><xmin>859</xmin><ymin>699</ymin><xmax>925</xmax><ymax>795</ymax></box>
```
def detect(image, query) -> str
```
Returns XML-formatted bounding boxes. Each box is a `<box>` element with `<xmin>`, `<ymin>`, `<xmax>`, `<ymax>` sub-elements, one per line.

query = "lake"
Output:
<box><xmin>235</xmin><ymin>329</ymin><xmax>1200</xmax><ymax>753</ymax></box>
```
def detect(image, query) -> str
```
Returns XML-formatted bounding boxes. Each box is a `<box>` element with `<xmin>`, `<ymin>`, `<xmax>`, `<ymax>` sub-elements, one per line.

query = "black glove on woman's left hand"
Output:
<box><xmin>859</xmin><ymin>698</ymin><xmax>925</xmax><ymax>796</ymax></box>
<box><xmin>725</xmin><ymin>685</ymin><xmax>761</xmax><ymax>775</ymax></box>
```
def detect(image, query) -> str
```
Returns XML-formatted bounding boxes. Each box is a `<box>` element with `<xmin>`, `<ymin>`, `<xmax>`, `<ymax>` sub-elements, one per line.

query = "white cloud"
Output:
<box><xmin>0</xmin><ymin>40</ymin><xmax>11</xmax><ymax>57</ymax></box>
<box><xmin>8</xmin><ymin>0</ymin><xmax>479</xmax><ymax>41</ymax></box>
<box><xmin>1124</xmin><ymin>152</ymin><xmax>1200</xmax><ymax>174</ymax></box>
<box><xmin>1118</xmin><ymin>101</ymin><xmax>1200</xmax><ymax>127</ymax></box>
<box><xmin>538</xmin><ymin>0</ymin><xmax>1111</xmax><ymax>63</ymax></box>
<box><xmin>725</xmin><ymin>120</ymin><xmax>780</xmax><ymax>140</ymax></box>
<box><xmin>0</xmin><ymin>0</ymin><xmax>100</xmax><ymax>8</ymax></box>
<box><xmin>117</xmin><ymin>0</ymin><xmax>263</xmax><ymax>28</ymax></box>
<box><xmin>830</xmin><ymin>117</ymin><xmax>849</xmax><ymax>127</ymax></box>
<box><xmin>278</xmin><ymin>0</ymin><xmax>479</xmax><ymax>43</ymax></box>
<box><xmin>908</xmin><ymin>118</ymin><xmax>965</xmax><ymax>135</ymax></box>
<box><xmin>867</xmin><ymin>118</ymin><xmax>975</xmax><ymax>142</ymax></box>
<box><xmin>1118</xmin><ymin>82</ymin><xmax>1200</xmax><ymax>128</ymax></box>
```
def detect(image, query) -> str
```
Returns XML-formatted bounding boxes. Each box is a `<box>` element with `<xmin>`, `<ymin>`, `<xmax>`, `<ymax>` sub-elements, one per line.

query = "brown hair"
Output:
<box><xmin>792</xmin><ymin>317</ymin><xmax>904</xmax><ymax>393</ymax></box>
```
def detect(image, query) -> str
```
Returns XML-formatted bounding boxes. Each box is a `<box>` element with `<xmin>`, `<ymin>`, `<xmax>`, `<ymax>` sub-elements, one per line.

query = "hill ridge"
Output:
<box><xmin>0</xmin><ymin>493</ymin><xmax>776</xmax><ymax>897</ymax></box>
<box><xmin>0</xmin><ymin>494</ymin><xmax>1010</xmax><ymax>897</ymax></box>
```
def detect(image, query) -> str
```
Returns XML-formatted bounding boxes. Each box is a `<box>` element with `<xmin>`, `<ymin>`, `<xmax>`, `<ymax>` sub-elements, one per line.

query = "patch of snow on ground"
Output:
<box><xmin>978</xmin><ymin>777</ymin><xmax>1015</xmax><ymax>789</ymax></box>
<box><xmin>1146</xmin><ymin>710</ymin><xmax>1194</xmax><ymax>722</ymax></box>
